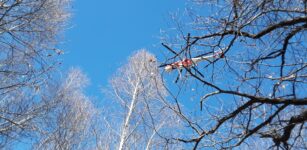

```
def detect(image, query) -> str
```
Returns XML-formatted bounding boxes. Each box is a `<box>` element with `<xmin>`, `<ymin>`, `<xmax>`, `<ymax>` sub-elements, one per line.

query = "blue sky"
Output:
<box><xmin>60</xmin><ymin>0</ymin><xmax>186</xmax><ymax>97</ymax></box>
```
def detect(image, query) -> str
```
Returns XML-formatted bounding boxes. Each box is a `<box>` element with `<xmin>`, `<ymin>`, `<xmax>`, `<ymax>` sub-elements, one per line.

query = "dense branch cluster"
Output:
<box><xmin>0</xmin><ymin>0</ymin><xmax>70</xmax><ymax>95</ymax></box>
<box><xmin>0</xmin><ymin>1</ymin><xmax>97</xmax><ymax>149</ymax></box>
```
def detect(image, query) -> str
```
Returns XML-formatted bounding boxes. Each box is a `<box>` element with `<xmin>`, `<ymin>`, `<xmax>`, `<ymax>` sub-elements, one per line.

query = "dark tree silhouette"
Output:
<box><xmin>160</xmin><ymin>0</ymin><xmax>307</xmax><ymax>149</ymax></box>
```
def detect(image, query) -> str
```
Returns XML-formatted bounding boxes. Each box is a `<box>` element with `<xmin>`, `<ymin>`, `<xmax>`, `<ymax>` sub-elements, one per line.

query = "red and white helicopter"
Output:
<box><xmin>161</xmin><ymin>50</ymin><xmax>225</xmax><ymax>72</ymax></box>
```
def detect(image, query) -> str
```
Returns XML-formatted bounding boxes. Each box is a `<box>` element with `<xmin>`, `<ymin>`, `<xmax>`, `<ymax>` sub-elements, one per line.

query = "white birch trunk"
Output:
<box><xmin>118</xmin><ymin>80</ymin><xmax>140</xmax><ymax>150</ymax></box>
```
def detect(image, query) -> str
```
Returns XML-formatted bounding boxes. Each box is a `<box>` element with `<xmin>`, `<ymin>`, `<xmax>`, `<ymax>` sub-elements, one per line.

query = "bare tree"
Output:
<box><xmin>103</xmin><ymin>50</ymin><xmax>183</xmax><ymax>150</ymax></box>
<box><xmin>159</xmin><ymin>0</ymin><xmax>307</xmax><ymax>149</ymax></box>
<box><xmin>33</xmin><ymin>68</ymin><xmax>97</xmax><ymax>150</ymax></box>
<box><xmin>0</xmin><ymin>0</ymin><xmax>71</xmax><ymax>147</ymax></box>
<box><xmin>0</xmin><ymin>0</ymin><xmax>70</xmax><ymax>94</ymax></box>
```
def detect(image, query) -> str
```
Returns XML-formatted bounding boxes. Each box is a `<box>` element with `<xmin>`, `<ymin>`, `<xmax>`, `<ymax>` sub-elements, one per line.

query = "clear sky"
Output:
<box><xmin>60</xmin><ymin>0</ymin><xmax>186</xmax><ymax>97</ymax></box>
